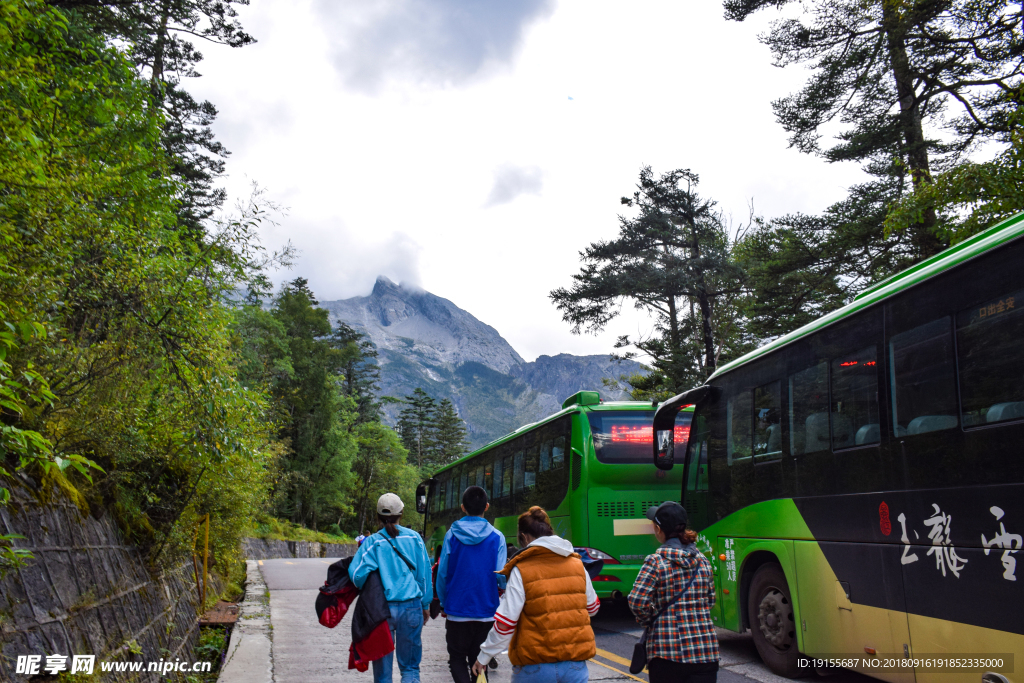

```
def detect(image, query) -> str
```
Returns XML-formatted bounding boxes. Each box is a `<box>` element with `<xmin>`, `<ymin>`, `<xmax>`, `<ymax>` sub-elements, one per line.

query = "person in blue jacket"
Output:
<box><xmin>436</xmin><ymin>485</ymin><xmax>507</xmax><ymax>683</ymax></box>
<box><xmin>349</xmin><ymin>493</ymin><xmax>433</xmax><ymax>683</ymax></box>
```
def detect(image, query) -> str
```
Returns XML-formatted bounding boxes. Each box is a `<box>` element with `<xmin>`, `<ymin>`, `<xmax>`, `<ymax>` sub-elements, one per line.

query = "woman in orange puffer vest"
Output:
<box><xmin>471</xmin><ymin>507</ymin><xmax>600</xmax><ymax>683</ymax></box>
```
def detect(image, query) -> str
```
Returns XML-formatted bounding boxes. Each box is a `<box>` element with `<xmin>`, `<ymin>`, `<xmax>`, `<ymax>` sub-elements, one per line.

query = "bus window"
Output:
<box><xmin>830</xmin><ymin>346</ymin><xmax>880</xmax><ymax>448</ymax></box>
<box><xmin>726</xmin><ymin>390</ymin><xmax>752</xmax><ymax>464</ymax></box>
<box><xmin>889</xmin><ymin>317</ymin><xmax>958</xmax><ymax>435</ymax></box>
<box><xmin>492</xmin><ymin>457</ymin><xmax>503</xmax><ymax>500</ymax></box>
<box><xmin>753</xmin><ymin>381</ymin><xmax>782</xmax><ymax>460</ymax></box>
<box><xmin>513</xmin><ymin>448</ymin><xmax>525</xmax><ymax>492</ymax></box>
<box><xmin>588</xmin><ymin>410</ymin><xmax>691</xmax><ymax>464</ymax></box>
<box><xmin>474</xmin><ymin>464</ymin><xmax>484</xmax><ymax>489</ymax></box>
<box><xmin>450</xmin><ymin>466</ymin><xmax>463</xmax><ymax>508</ymax></box>
<box><xmin>789</xmin><ymin>361</ymin><xmax>828</xmax><ymax>454</ymax></box>
<box><xmin>460</xmin><ymin>468</ymin><xmax>470</xmax><ymax>499</ymax></box>
<box><xmin>552</xmin><ymin>436</ymin><xmax>566</xmax><ymax>468</ymax></box>
<box><xmin>524</xmin><ymin>446</ymin><xmax>538</xmax><ymax>488</ymax></box>
<box><xmin>501</xmin><ymin>456</ymin><xmax>512</xmax><ymax>497</ymax></box>
<box><xmin>484</xmin><ymin>456</ymin><xmax>494</xmax><ymax>494</ymax></box>
<box><xmin>539</xmin><ymin>440</ymin><xmax>551</xmax><ymax>472</ymax></box>
<box><xmin>437</xmin><ymin>477</ymin><xmax>447</xmax><ymax>512</ymax></box>
<box><xmin>957</xmin><ymin>288</ymin><xmax>1024</xmax><ymax>427</ymax></box>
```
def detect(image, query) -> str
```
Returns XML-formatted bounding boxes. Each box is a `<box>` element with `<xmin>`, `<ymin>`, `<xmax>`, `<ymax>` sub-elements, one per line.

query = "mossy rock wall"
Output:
<box><xmin>0</xmin><ymin>484</ymin><xmax>202</xmax><ymax>682</ymax></box>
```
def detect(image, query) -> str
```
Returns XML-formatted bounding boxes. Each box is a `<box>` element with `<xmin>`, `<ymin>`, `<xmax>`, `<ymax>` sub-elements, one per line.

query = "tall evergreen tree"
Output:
<box><xmin>728</xmin><ymin>0</ymin><xmax>1023</xmax><ymax>336</ymax></box>
<box><xmin>433</xmin><ymin>399</ymin><xmax>470</xmax><ymax>466</ymax></box>
<box><xmin>331</xmin><ymin>322</ymin><xmax>381</xmax><ymax>424</ymax></box>
<box><xmin>396</xmin><ymin>389</ymin><xmax>438</xmax><ymax>470</ymax></box>
<box><xmin>52</xmin><ymin>0</ymin><xmax>256</xmax><ymax>235</ymax></box>
<box><xmin>270</xmin><ymin>278</ymin><xmax>357</xmax><ymax>530</ymax></box>
<box><xmin>551</xmin><ymin>167</ymin><xmax>749</xmax><ymax>395</ymax></box>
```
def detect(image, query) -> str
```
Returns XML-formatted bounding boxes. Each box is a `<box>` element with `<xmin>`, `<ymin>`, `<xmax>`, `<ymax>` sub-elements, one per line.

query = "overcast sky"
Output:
<box><xmin>191</xmin><ymin>0</ymin><xmax>867</xmax><ymax>362</ymax></box>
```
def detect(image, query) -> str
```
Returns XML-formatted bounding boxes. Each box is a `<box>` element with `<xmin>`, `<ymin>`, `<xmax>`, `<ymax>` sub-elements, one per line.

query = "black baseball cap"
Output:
<box><xmin>646</xmin><ymin>501</ymin><xmax>688</xmax><ymax>531</ymax></box>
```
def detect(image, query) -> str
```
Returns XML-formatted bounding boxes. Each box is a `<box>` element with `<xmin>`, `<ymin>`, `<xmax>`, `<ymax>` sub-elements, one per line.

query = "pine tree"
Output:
<box><xmin>396</xmin><ymin>389</ymin><xmax>438</xmax><ymax>470</ymax></box>
<box><xmin>433</xmin><ymin>399</ymin><xmax>471</xmax><ymax>467</ymax></box>
<box><xmin>53</xmin><ymin>0</ymin><xmax>256</xmax><ymax>235</ymax></box>
<box><xmin>331</xmin><ymin>322</ymin><xmax>381</xmax><ymax>424</ymax></box>
<box><xmin>728</xmin><ymin>0</ymin><xmax>1023</xmax><ymax>336</ymax></box>
<box><xmin>550</xmin><ymin>167</ymin><xmax>749</xmax><ymax>394</ymax></box>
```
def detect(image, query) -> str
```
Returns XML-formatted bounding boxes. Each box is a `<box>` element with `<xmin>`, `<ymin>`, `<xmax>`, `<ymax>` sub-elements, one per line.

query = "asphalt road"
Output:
<box><xmin>258</xmin><ymin>558</ymin><xmax>877</xmax><ymax>683</ymax></box>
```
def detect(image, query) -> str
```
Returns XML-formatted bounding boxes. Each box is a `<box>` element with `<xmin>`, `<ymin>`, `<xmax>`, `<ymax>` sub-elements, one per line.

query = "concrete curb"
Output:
<box><xmin>218</xmin><ymin>560</ymin><xmax>273</xmax><ymax>683</ymax></box>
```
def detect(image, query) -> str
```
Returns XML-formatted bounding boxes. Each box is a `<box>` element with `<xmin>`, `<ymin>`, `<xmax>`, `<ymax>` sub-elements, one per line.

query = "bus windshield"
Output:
<box><xmin>588</xmin><ymin>410</ymin><xmax>691</xmax><ymax>464</ymax></box>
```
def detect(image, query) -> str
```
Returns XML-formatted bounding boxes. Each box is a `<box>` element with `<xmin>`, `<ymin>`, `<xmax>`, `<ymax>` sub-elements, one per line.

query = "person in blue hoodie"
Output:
<box><xmin>349</xmin><ymin>493</ymin><xmax>433</xmax><ymax>683</ymax></box>
<box><xmin>436</xmin><ymin>485</ymin><xmax>507</xmax><ymax>683</ymax></box>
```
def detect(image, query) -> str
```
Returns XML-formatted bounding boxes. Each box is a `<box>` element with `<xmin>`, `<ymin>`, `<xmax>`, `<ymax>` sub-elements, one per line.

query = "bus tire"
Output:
<box><xmin>748</xmin><ymin>563</ymin><xmax>802</xmax><ymax>678</ymax></box>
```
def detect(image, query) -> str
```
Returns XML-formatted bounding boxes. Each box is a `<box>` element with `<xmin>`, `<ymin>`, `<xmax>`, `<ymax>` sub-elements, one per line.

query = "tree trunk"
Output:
<box><xmin>150</xmin><ymin>0</ymin><xmax>172</xmax><ymax>100</ymax></box>
<box><xmin>883</xmin><ymin>2</ymin><xmax>942</xmax><ymax>259</ymax></box>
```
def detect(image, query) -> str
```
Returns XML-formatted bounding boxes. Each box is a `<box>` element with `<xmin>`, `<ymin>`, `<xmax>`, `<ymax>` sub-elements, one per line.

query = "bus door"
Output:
<box><xmin>683</xmin><ymin>413</ymin><xmax>710</xmax><ymax>532</ymax></box>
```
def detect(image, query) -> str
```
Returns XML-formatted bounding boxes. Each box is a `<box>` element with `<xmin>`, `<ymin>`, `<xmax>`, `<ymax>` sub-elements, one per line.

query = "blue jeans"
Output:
<box><xmin>511</xmin><ymin>660</ymin><xmax>589</xmax><ymax>683</ymax></box>
<box><xmin>372</xmin><ymin>599</ymin><xmax>424</xmax><ymax>683</ymax></box>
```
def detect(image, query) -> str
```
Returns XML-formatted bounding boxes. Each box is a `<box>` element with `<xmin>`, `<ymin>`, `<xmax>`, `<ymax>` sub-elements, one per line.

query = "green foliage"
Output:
<box><xmin>0</xmin><ymin>0</ymin><xmax>276</xmax><ymax>576</ymax></box>
<box><xmin>886</xmin><ymin>95</ymin><xmax>1024</xmax><ymax>243</ymax></box>
<box><xmin>250</xmin><ymin>514</ymin><xmax>351</xmax><ymax>543</ymax></box>
<box><xmin>551</xmin><ymin>167</ymin><xmax>750</xmax><ymax>392</ymax></box>
<box><xmin>727</xmin><ymin>0</ymin><xmax>1023</xmax><ymax>335</ymax></box>
<box><xmin>433</xmin><ymin>399</ymin><xmax>470</xmax><ymax>466</ymax></box>
<box><xmin>347</xmin><ymin>421</ymin><xmax>420</xmax><ymax>535</ymax></box>
<box><xmin>396</xmin><ymin>389</ymin><xmax>471</xmax><ymax>471</ymax></box>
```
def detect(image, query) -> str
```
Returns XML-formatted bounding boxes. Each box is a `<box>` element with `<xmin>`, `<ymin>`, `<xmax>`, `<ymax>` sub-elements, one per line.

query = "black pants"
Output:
<box><xmin>445</xmin><ymin>619</ymin><xmax>494</xmax><ymax>683</ymax></box>
<box><xmin>647</xmin><ymin>657</ymin><xmax>719</xmax><ymax>683</ymax></box>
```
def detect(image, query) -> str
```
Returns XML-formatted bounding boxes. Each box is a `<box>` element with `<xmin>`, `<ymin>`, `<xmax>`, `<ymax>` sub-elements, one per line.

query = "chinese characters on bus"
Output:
<box><xmin>896</xmin><ymin>503</ymin><xmax>1018</xmax><ymax>581</ymax></box>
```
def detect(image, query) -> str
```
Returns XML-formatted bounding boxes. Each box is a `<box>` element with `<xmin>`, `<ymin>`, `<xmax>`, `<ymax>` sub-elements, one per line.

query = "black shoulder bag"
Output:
<box><xmin>629</xmin><ymin>563</ymin><xmax>707</xmax><ymax>674</ymax></box>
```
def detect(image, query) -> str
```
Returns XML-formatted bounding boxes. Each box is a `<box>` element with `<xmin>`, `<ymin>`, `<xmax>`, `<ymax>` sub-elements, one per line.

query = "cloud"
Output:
<box><xmin>485</xmin><ymin>164</ymin><xmax>544</xmax><ymax>206</ymax></box>
<box><xmin>266</xmin><ymin>220</ymin><xmax>423</xmax><ymax>301</ymax></box>
<box><xmin>316</xmin><ymin>0</ymin><xmax>556</xmax><ymax>92</ymax></box>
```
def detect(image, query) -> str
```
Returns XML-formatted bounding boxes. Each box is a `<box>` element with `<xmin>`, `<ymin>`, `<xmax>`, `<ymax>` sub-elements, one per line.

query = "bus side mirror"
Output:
<box><xmin>415</xmin><ymin>481</ymin><xmax>430</xmax><ymax>514</ymax></box>
<box><xmin>653</xmin><ymin>385</ymin><xmax>716</xmax><ymax>470</ymax></box>
<box><xmin>655</xmin><ymin>429</ymin><xmax>674</xmax><ymax>470</ymax></box>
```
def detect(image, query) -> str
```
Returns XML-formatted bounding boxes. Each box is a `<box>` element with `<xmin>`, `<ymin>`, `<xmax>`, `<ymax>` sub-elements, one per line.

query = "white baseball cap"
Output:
<box><xmin>377</xmin><ymin>492</ymin><xmax>405</xmax><ymax>516</ymax></box>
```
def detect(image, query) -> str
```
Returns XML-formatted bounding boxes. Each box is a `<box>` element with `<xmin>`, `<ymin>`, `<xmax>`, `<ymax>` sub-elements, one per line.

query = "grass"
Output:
<box><xmin>249</xmin><ymin>516</ymin><xmax>353</xmax><ymax>544</ymax></box>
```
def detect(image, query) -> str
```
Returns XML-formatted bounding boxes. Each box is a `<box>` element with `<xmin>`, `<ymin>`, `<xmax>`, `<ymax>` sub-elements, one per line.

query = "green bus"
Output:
<box><xmin>652</xmin><ymin>212</ymin><xmax>1024</xmax><ymax>681</ymax></box>
<box><xmin>416</xmin><ymin>391</ymin><xmax>692</xmax><ymax>599</ymax></box>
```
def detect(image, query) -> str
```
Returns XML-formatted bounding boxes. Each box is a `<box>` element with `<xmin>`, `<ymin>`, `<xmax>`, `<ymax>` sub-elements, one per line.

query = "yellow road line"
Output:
<box><xmin>595</xmin><ymin>648</ymin><xmax>634</xmax><ymax>668</ymax></box>
<box><xmin>589</xmin><ymin>656</ymin><xmax>645</xmax><ymax>682</ymax></box>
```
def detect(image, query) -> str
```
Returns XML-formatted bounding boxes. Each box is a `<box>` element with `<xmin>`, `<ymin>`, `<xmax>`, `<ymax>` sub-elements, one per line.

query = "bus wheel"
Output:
<box><xmin>748</xmin><ymin>563</ymin><xmax>801</xmax><ymax>678</ymax></box>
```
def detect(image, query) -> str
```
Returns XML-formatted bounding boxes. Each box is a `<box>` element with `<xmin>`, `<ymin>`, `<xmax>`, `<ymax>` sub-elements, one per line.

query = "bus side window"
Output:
<box><xmin>483</xmin><ymin>456</ymin><xmax>494</xmax><ymax>494</ymax></box>
<box><xmin>789</xmin><ymin>361</ymin><xmax>828</xmax><ymax>454</ymax></box>
<box><xmin>524</xmin><ymin>445</ymin><xmax>538</xmax><ymax>488</ymax></box>
<box><xmin>753</xmin><ymin>381</ymin><xmax>782</xmax><ymax>459</ymax></box>
<box><xmin>539</xmin><ymin>440</ymin><xmax>552</xmax><ymax>472</ymax></box>
<box><xmin>492</xmin><ymin>457</ymin><xmax>503</xmax><ymax>500</ymax></box>
<box><xmin>448</xmin><ymin>466</ymin><xmax>461</xmax><ymax>508</ymax></box>
<box><xmin>830</xmin><ymin>345</ymin><xmax>880</xmax><ymax>448</ymax></box>
<box><xmin>552</xmin><ymin>436</ymin><xmax>566</xmax><ymax>468</ymax></box>
<box><xmin>502</xmin><ymin>456</ymin><xmax>513</xmax><ymax>497</ymax></box>
<box><xmin>438</xmin><ymin>477</ymin><xmax>447</xmax><ymax>512</ymax></box>
<box><xmin>956</xmin><ymin>288</ymin><xmax>1024</xmax><ymax>426</ymax></box>
<box><xmin>889</xmin><ymin>317</ymin><xmax>958</xmax><ymax>435</ymax></box>
<box><xmin>513</xmin><ymin>448</ymin><xmax>525</xmax><ymax>492</ymax></box>
<box><xmin>726</xmin><ymin>390</ymin><xmax>752</xmax><ymax>464</ymax></box>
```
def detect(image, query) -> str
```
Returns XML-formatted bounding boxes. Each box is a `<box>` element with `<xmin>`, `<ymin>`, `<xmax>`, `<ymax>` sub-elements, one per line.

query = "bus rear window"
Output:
<box><xmin>588</xmin><ymin>410</ymin><xmax>691</xmax><ymax>464</ymax></box>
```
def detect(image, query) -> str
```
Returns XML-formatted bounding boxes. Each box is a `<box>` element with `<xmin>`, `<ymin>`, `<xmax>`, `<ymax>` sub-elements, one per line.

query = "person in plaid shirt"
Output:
<box><xmin>627</xmin><ymin>502</ymin><xmax>719</xmax><ymax>682</ymax></box>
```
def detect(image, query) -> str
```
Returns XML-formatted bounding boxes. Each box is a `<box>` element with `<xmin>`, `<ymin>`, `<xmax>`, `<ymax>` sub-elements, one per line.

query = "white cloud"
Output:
<box><xmin>485</xmin><ymin>164</ymin><xmax>544</xmax><ymax>206</ymax></box>
<box><xmin>189</xmin><ymin>0</ymin><xmax>870</xmax><ymax>361</ymax></box>
<box><xmin>316</xmin><ymin>0</ymin><xmax>556</xmax><ymax>93</ymax></box>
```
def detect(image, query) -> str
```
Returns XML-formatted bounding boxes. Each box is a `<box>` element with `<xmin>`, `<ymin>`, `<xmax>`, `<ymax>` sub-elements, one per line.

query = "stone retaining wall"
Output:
<box><xmin>240</xmin><ymin>538</ymin><xmax>356</xmax><ymax>560</ymax></box>
<box><xmin>0</xmin><ymin>483</ymin><xmax>203</xmax><ymax>682</ymax></box>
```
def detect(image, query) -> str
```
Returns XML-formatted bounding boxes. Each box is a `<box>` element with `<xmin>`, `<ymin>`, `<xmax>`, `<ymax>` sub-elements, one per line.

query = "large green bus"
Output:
<box><xmin>416</xmin><ymin>391</ymin><xmax>692</xmax><ymax>599</ymax></box>
<box><xmin>652</xmin><ymin>213</ymin><xmax>1024</xmax><ymax>681</ymax></box>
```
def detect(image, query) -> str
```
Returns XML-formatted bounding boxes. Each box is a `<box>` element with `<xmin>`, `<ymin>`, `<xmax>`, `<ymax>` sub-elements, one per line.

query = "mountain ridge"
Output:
<box><xmin>319</xmin><ymin>277</ymin><xmax>645</xmax><ymax>448</ymax></box>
